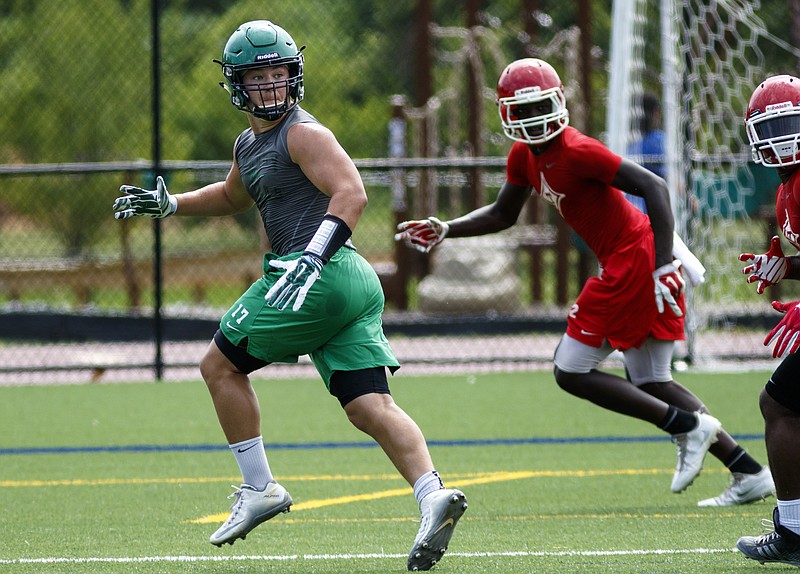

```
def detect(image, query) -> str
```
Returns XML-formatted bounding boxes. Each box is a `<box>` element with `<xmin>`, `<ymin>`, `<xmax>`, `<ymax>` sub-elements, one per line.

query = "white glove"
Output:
<box><xmin>113</xmin><ymin>176</ymin><xmax>177</xmax><ymax>220</ymax></box>
<box><xmin>394</xmin><ymin>216</ymin><xmax>449</xmax><ymax>253</ymax></box>
<box><xmin>653</xmin><ymin>260</ymin><xmax>685</xmax><ymax>317</ymax></box>
<box><xmin>672</xmin><ymin>232</ymin><xmax>706</xmax><ymax>287</ymax></box>
<box><xmin>265</xmin><ymin>254</ymin><xmax>323</xmax><ymax>312</ymax></box>
<box><xmin>739</xmin><ymin>236</ymin><xmax>791</xmax><ymax>295</ymax></box>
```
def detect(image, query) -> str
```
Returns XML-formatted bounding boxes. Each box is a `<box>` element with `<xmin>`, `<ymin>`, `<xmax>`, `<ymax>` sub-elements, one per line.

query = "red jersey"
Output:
<box><xmin>506</xmin><ymin>127</ymin><xmax>651</xmax><ymax>264</ymax></box>
<box><xmin>776</xmin><ymin>169</ymin><xmax>800</xmax><ymax>250</ymax></box>
<box><xmin>505</xmin><ymin>126</ymin><xmax>685</xmax><ymax>350</ymax></box>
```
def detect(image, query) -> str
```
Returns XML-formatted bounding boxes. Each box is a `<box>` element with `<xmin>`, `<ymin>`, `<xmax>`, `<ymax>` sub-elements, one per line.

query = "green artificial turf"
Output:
<box><xmin>0</xmin><ymin>370</ymin><xmax>778</xmax><ymax>573</ymax></box>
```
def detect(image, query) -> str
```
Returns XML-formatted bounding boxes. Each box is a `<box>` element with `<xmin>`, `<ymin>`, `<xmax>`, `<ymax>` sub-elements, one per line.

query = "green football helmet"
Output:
<box><xmin>218</xmin><ymin>20</ymin><xmax>304</xmax><ymax>120</ymax></box>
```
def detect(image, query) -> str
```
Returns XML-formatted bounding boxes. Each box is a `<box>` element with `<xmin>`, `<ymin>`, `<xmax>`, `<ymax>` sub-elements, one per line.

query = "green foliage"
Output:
<box><xmin>3</xmin><ymin>175</ymin><xmax>122</xmax><ymax>257</ymax></box>
<box><xmin>0</xmin><ymin>0</ymin><xmax>151</xmax><ymax>164</ymax></box>
<box><xmin>1</xmin><ymin>0</ymin><xmax>798</xmax><ymax>260</ymax></box>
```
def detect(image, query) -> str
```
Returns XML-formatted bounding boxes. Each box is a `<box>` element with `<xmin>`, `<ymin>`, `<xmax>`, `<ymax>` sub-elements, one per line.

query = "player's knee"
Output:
<box><xmin>203</xmin><ymin>330</ymin><xmax>268</xmax><ymax>383</ymax></box>
<box><xmin>199</xmin><ymin>347</ymin><xmax>223</xmax><ymax>386</ymax></box>
<box><xmin>554</xmin><ymin>366</ymin><xmax>582</xmax><ymax>394</ymax></box>
<box><xmin>342</xmin><ymin>393</ymin><xmax>393</xmax><ymax>434</ymax></box>
<box><xmin>759</xmin><ymin>386</ymin><xmax>795</xmax><ymax>421</ymax></box>
<box><xmin>342</xmin><ymin>401</ymin><xmax>367</xmax><ymax>432</ymax></box>
<box><xmin>343</xmin><ymin>398</ymin><xmax>371</xmax><ymax>432</ymax></box>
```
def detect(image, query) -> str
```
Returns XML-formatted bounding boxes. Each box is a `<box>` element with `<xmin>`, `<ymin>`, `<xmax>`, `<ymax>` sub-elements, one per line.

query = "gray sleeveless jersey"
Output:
<box><xmin>235</xmin><ymin>107</ymin><xmax>331</xmax><ymax>256</ymax></box>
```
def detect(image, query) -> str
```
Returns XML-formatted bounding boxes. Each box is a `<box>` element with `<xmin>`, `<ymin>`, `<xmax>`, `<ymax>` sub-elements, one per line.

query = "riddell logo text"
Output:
<box><xmin>255</xmin><ymin>52</ymin><xmax>280</xmax><ymax>61</ymax></box>
<box><xmin>765</xmin><ymin>101</ymin><xmax>792</xmax><ymax>112</ymax></box>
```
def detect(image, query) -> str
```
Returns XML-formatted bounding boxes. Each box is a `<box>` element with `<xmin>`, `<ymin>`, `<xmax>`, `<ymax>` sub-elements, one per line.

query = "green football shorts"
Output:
<box><xmin>219</xmin><ymin>248</ymin><xmax>399</xmax><ymax>387</ymax></box>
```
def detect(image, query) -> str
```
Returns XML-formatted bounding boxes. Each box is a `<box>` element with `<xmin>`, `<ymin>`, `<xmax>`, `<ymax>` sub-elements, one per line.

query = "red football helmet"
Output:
<box><xmin>496</xmin><ymin>58</ymin><xmax>569</xmax><ymax>145</ymax></box>
<box><xmin>745</xmin><ymin>74</ymin><xmax>800</xmax><ymax>167</ymax></box>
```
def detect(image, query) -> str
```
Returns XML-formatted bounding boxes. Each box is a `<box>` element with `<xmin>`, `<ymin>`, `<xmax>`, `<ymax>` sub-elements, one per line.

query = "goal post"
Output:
<box><xmin>607</xmin><ymin>0</ymin><xmax>800</xmax><ymax>365</ymax></box>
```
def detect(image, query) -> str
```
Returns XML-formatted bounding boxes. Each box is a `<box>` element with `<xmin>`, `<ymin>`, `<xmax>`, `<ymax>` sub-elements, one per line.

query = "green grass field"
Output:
<box><xmin>0</xmin><ymin>370</ymin><xmax>783</xmax><ymax>573</ymax></box>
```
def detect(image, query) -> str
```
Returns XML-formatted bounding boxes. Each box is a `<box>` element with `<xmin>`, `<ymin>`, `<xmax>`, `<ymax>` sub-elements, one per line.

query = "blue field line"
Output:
<box><xmin>0</xmin><ymin>434</ymin><xmax>765</xmax><ymax>456</ymax></box>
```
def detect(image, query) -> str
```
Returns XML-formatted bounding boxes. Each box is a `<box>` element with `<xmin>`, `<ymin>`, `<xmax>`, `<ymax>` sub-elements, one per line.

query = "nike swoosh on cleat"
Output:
<box><xmin>432</xmin><ymin>518</ymin><xmax>454</xmax><ymax>535</ymax></box>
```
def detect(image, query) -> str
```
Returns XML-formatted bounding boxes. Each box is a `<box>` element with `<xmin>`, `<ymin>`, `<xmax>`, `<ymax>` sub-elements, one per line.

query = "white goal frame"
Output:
<box><xmin>606</xmin><ymin>0</ymin><xmax>800</xmax><ymax>365</ymax></box>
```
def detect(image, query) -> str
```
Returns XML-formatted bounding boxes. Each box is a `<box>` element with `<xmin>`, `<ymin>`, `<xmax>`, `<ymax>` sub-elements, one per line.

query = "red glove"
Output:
<box><xmin>740</xmin><ymin>236</ymin><xmax>791</xmax><ymax>294</ymax></box>
<box><xmin>764</xmin><ymin>300</ymin><xmax>800</xmax><ymax>358</ymax></box>
<box><xmin>394</xmin><ymin>217</ymin><xmax>449</xmax><ymax>253</ymax></box>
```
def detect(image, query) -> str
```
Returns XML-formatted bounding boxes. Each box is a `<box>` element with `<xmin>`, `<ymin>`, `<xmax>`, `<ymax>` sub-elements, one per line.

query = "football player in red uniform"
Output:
<box><xmin>736</xmin><ymin>74</ymin><xmax>800</xmax><ymax>566</ymax></box>
<box><xmin>397</xmin><ymin>58</ymin><xmax>772</xmax><ymax>505</ymax></box>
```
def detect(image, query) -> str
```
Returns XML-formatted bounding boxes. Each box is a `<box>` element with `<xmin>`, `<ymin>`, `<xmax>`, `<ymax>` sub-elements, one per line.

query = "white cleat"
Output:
<box><xmin>670</xmin><ymin>412</ymin><xmax>722</xmax><ymax>493</ymax></box>
<box><xmin>407</xmin><ymin>488</ymin><xmax>467</xmax><ymax>571</ymax></box>
<box><xmin>209</xmin><ymin>481</ymin><xmax>292</xmax><ymax>546</ymax></box>
<box><xmin>698</xmin><ymin>466</ymin><xmax>775</xmax><ymax>507</ymax></box>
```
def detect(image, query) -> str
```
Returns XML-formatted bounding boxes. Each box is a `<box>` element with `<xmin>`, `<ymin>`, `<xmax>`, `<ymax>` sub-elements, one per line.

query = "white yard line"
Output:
<box><xmin>0</xmin><ymin>547</ymin><xmax>737</xmax><ymax>565</ymax></box>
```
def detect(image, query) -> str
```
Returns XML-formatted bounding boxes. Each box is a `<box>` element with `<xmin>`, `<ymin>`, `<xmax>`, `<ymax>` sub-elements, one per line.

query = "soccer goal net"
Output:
<box><xmin>607</xmin><ymin>0</ymin><xmax>800</xmax><ymax>366</ymax></box>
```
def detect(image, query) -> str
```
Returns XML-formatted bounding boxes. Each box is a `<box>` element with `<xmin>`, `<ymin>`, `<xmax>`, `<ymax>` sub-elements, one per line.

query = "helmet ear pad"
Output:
<box><xmin>219</xmin><ymin>64</ymin><xmax>247</xmax><ymax>109</ymax></box>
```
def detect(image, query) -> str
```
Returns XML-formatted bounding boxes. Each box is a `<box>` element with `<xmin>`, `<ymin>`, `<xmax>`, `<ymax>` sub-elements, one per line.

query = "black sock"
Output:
<box><xmin>724</xmin><ymin>446</ymin><xmax>763</xmax><ymax>474</ymax></box>
<box><xmin>658</xmin><ymin>406</ymin><xmax>697</xmax><ymax>434</ymax></box>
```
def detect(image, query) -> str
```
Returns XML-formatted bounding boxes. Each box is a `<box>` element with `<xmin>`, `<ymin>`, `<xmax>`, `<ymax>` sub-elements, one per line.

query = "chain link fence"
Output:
<box><xmin>3</xmin><ymin>1</ymin><xmax>795</xmax><ymax>383</ymax></box>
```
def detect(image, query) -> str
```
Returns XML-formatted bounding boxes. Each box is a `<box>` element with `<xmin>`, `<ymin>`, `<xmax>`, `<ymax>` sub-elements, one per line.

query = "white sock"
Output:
<box><xmin>229</xmin><ymin>436</ymin><xmax>273</xmax><ymax>490</ymax></box>
<box><xmin>778</xmin><ymin>499</ymin><xmax>800</xmax><ymax>536</ymax></box>
<box><xmin>413</xmin><ymin>470</ymin><xmax>444</xmax><ymax>505</ymax></box>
